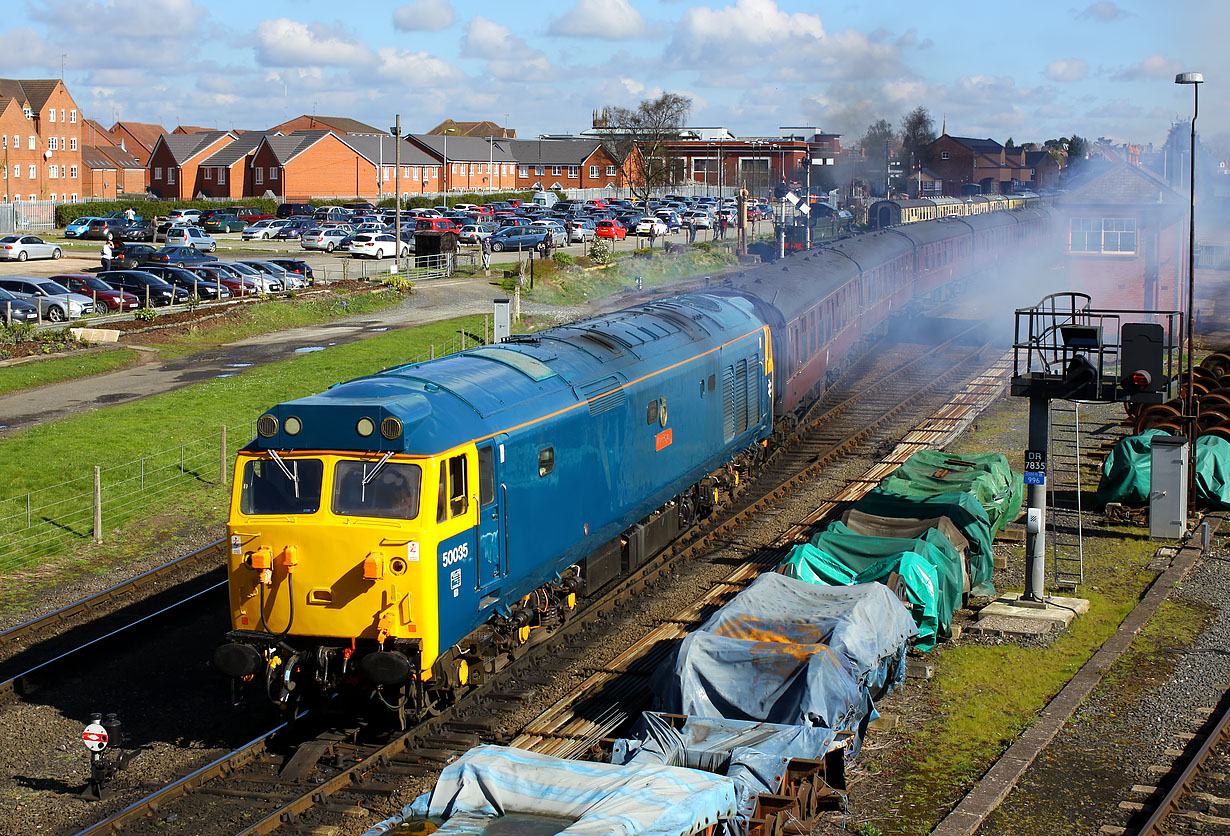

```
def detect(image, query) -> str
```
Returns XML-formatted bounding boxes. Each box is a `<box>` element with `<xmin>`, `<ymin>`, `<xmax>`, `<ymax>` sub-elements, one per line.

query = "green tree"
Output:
<box><xmin>1067</xmin><ymin>135</ymin><xmax>1088</xmax><ymax>173</ymax></box>
<box><xmin>898</xmin><ymin>106</ymin><xmax>937</xmax><ymax>174</ymax></box>
<box><xmin>860</xmin><ymin>118</ymin><xmax>896</xmax><ymax>196</ymax></box>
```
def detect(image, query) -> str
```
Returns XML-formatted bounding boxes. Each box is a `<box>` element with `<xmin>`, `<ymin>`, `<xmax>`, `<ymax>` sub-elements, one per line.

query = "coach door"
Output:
<box><xmin>476</xmin><ymin>439</ymin><xmax>507</xmax><ymax>592</ymax></box>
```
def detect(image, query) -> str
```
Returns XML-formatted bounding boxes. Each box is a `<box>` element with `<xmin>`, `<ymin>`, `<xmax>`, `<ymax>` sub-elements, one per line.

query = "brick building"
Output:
<box><xmin>147</xmin><ymin>131</ymin><xmax>235</xmax><ymax>199</ymax></box>
<box><xmin>507</xmin><ymin>139</ymin><xmax>628</xmax><ymax>190</ymax></box>
<box><xmin>0</xmin><ymin>79</ymin><xmax>84</xmax><ymax>202</ymax></box>
<box><xmin>269</xmin><ymin>115</ymin><xmax>387</xmax><ymax>137</ymax></box>
<box><xmin>407</xmin><ymin>134</ymin><xmax>518</xmax><ymax>193</ymax></box>
<box><xmin>1056</xmin><ymin>162</ymin><xmax>1186</xmax><ymax>311</ymax></box>
<box><xmin>107</xmin><ymin>121</ymin><xmax>166</xmax><ymax>166</ymax></box>
<box><xmin>81</xmin><ymin>143</ymin><xmax>145</xmax><ymax>198</ymax></box>
<box><xmin>197</xmin><ymin>130</ymin><xmax>282</xmax><ymax>199</ymax></box>
<box><xmin>247</xmin><ymin>131</ymin><xmax>441</xmax><ymax>200</ymax></box>
<box><xmin>427</xmin><ymin>119</ymin><xmax>515</xmax><ymax>139</ymax></box>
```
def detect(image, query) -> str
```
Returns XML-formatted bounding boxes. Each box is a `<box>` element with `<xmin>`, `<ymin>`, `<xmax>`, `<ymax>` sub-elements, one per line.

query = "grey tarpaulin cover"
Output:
<box><xmin>650</xmin><ymin>575</ymin><xmax>917</xmax><ymax>747</ymax></box>
<box><xmin>613</xmin><ymin>712</ymin><xmax>843</xmax><ymax>836</ymax></box>
<box><xmin>402</xmin><ymin>745</ymin><xmax>738</xmax><ymax>836</ymax></box>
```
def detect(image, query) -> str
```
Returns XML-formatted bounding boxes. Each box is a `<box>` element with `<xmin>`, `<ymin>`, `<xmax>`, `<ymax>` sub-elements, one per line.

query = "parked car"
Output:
<box><xmin>142</xmin><ymin>265</ymin><xmax>233</xmax><ymax>300</ymax></box>
<box><xmin>567</xmin><ymin>220</ymin><xmax>597</xmax><ymax>243</ymax></box>
<box><xmin>458</xmin><ymin>223</ymin><xmax>498</xmax><ymax>244</ymax></box>
<box><xmin>163</xmin><ymin>226</ymin><xmax>217</xmax><ymax>251</ymax></box>
<box><xmin>224</xmin><ymin>206</ymin><xmax>274</xmax><ymax>223</ymax></box>
<box><xmin>0</xmin><ymin>235</ymin><xmax>62</xmax><ymax>261</ymax></box>
<box><xmin>415</xmin><ymin>217</ymin><xmax>460</xmax><ymax>233</ymax></box>
<box><xmin>229</xmin><ymin>261</ymin><xmax>287</xmax><ymax>292</ymax></box>
<box><xmin>265</xmin><ymin>258</ymin><xmax>314</xmax><ymax>283</ymax></box>
<box><xmin>166</xmin><ymin>208</ymin><xmax>203</xmax><ymax>225</ymax></box>
<box><xmin>594</xmin><ymin>220</ymin><xmax>628</xmax><ymax>240</ymax></box>
<box><xmin>192</xmin><ymin>263</ymin><xmax>261</xmax><ymax>296</ymax></box>
<box><xmin>348</xmin><ymin>233</ymin><xmax>410</xmax><ymax>260</ymax></box>
<box><xmin>82</xmin><ymin>218</ymin><xmax>126</xmax><ymax>240</ymax></box>
<box><xmin>300</xmin><ymin>227</ymin><xmax>351</xmax><ymax>252</ymax></box>
<box><xmin>635</xmin><ymin>218</ymin><xmax>668</xmax><ymax>237</ymax></box>
<box><xmin>59</xmin><ymin>274</ymin><xmax>140</xmax><ymax>314</ymax></box>
<box><xmin>202</xmin><ymin>214</ymin><xmax>245</xmax><ymax>233</ymax></box>
<box><xmin>111</xmin><ymin>243</ymin><xmax>159</xmax><ymax>269</ymax></box>
<box><xmin>120</xmin><ymin>219</ymin><xmax>158</xmax><ymax>242</ymax></box>
<box><xmin>242</xmin><ymin>219</ymin><xmax>288</xmax><ymax>240</ymax></box>
<box><xmin>0</xmin><ymin>286</ymin><xmax>39</xmax><ymax>323</ymax></box>
<box><xmin>0</xmin><ymin>277</ymin><xmax>95</xmax><ymax>321</ymax></box>
<box><xmin>528</xmin><ymin>220</ymin><xmax>568</xmax><ymax>246</ymax></box>
<box><xmin>64</xmin><ymin>217</ymin><xmax>101</xmax><ymax>238</ymax></box>
<box><xmin>144</xmin><ymin>245</ymin><xmax>216</xmax><ymax>268</ymax></box>
<box><xmin>272</xmin><ymin>219</ymin><xmax>314</xmax><ymax>240</ymax></box>
<box><xmin>682</xmin><ymin>211</ymin><xmax>714</xmax><ymax>229</ymax></box>
<box><xmin>277</xmin><ymin>202</ymin><xmax>315</xmax><ymax>219</ymax></box>
<box><xmin>97</xmin><ymin>270</ymin><xmax>191</xmax><ymax>307</ymax></box>
<box><xmin>487</xmin><ymin>226</ymin><xmax>551</xmax><ymax>253</ymax></box>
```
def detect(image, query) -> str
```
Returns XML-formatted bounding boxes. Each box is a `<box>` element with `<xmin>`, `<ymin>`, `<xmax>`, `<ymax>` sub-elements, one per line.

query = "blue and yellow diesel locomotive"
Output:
<box><xmin>215</xmin><ymin>205</ymin><xmax>1057</xmax><ymax>718</ymax></box>
<box><xmin>214</xmin><ymin>294</ymin><xmax>774</xmax><ymax>716</ymax></box>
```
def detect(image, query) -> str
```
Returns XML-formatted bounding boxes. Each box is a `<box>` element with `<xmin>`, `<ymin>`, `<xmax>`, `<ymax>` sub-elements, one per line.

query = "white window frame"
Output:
<box><xmin>71</xmin><ymin>192</ymin><xmax>78</xmax><ymax>200</ymax></box>
<box><xmin>551</xmin><ymin>165</ymin><xmax>562</xmax><ymax>176</ymax></box>
<box><xmin>606</xmin><ymin>165</ymin><xmax>616</xmax><ymax>176</ymax></box>
<box><xmin>941</xmin><ymin>150</ymin><xmax>950</xmax><ymax>160</ymax></box>
<box><xmin>204</xmin><ymin>167</ymin><xmax>212</xmax><ymax>180</ymax></box>
<box><xmin>589</xmin><ymin>165</ymin><xmax>599</xmax><ymax>178</ymax></box>
<box><xmin>70</xmin><ymin>137</ymin><xmax>78</xmax><ymax>151</ymax></box>
<box><xmin>12</xmin><ymin>164</ymin><xmax>19</xmax><ymax>178</ymax></box>
<box><xmin>70</xmin><ymin>110</ymin><xmax>77</xmax><ymax>123</ymax></box>
<box><xmin>519</xmin><ymin>165</ymin><xmax>528</xmax><ymax>178</ymax></box>
<box><xmin>154</xmin><ymin>167</ymin><xmax>163</xmax><ymax>180</ymax></box>
<box><xmin>69</xmin><ymin>165</ymin><xmax>78</xmax><ymax>179</ymax></box>
<box><xmin>568</xmin><ymin>165</ymin><xmax>579</xmax><ymax>178</ymax></box>
<box><xmin>168</xmin><ymin>168</ymin><xmax>176</xmax><ymax>185</ymax></box>
<box><xmin>48</xmin><ymin>109</ymin><xmax>56</xmax><ymax>123</ymax></box>
<box><xmin>48</xmin><ymin>137</ymin><xmax>57</xmax><ymax>150</ymax></box>
<box><xmin>28</xmin><ymin>135</ymin><xmax>35</xmax><ymax>150</ymax></box>
<box><xmin>48</xmin><ymin>164</ymin><xmax>58</xmax><ymax>179</ymax></box>
<box><xmin>28</xmin><ymin>164</ymin><xmax>35</xmax><ymax>178</ymax></box>
<box><xmin>270</xmin><ymin>167</ymin><xmax>278</xmax><ymax>181</ymax></box>
<box><xmin>217</xmin><ymin>167</ymin><xmax>225</xmax><ymax>184</ymax></box>
<box><xmin>254</xmin><ymin>167</ymin><xmax>263</xmax><ymax>185</ymax></box>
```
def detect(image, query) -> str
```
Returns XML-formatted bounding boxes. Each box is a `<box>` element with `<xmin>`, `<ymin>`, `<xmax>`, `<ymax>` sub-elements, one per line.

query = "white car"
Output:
<box><xmin>242</xmin><ymin>219</ymin><xmax>289</xmax><ymax>240</ymax></box>
<box><xmin>635</xmin><ymin>219</ymin><xmax>668</xmax><ymax>237</ymax></box>
<box><xmin>164</xmin><ymin>225</ymin><xmax>217</xmax><ymax>251</ymax></box>
<box><xmin>0</xmin><ymin>235</ymin><xmax>62</xmax><ymax>261</ymax></box>
<box><xmin>348</xmin><ymin>233</ymin><xmax>410</xmax><ymax>259</ymax></box>
<box><xmin>300</xmin><ymin>227</ymin><xmax>351</xmax><ymax>252</ymax></box>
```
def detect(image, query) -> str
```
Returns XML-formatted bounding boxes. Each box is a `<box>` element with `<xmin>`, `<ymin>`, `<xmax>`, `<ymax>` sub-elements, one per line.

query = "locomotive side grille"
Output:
<box><xmin>581</xmin><ymin>375</ymin><xmax>627</xmax><ymax>416</ymax></box>
<box><xmin>722</xmin><ymin>367</ymin><xmax>736</xmax><ymax>442</ymax></box>
<box><xmin>588</xmin><ymin>390</ymin><xmax>626</xmax><ymax>416</ymax></box>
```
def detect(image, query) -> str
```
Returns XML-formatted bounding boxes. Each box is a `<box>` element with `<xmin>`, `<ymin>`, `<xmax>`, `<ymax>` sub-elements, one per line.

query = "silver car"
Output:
<box><xmin>241</xmin><ymin>219</ymin><xmax>289</xmax><ymax>240</ymax></box>
<box><xmin>0</xmin><ymin>235</ymin><xmax>63</xmax><ymax>261</ymax></box>
<box><xmin>234</xmin><ymin>260</ymin><xmax>299</xmax><ymax>291</ymax></box>
<box><xmin>300</xmin><ymin>227</ymin><xmax>351</xmax><ymax>253</ymax></box>
<box><xmin>567</xmin><ymin>220</ymin><xmax>597</xmax><ymax>243</ymax></box>
<box><xmin>0</xmin><ymin>276</ymin><xmax>94</xmax><ymax>321</ymax></box>
<box><xmin>164</xmin><ymin>225</ymin><xmax>218</xmax><ymax>251</ymax></box>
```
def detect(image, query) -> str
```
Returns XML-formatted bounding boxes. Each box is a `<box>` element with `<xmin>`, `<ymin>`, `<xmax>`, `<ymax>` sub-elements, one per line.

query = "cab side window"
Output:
<box><xmin>436</xmin><ymin>455</ymin><xmax>469</xmax><ymax>522</ymax></box>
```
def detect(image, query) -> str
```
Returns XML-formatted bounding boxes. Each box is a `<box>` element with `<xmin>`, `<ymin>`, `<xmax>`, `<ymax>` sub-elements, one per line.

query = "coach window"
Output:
<box><xmin>646</xmin><ymin>399</ymin><xmax>658</xmax><ymax>425</ymax></box>
<box><xmin>538</xmin><ymin>446</ymin><xmax>554</xmax><ymax>477</ymax></box>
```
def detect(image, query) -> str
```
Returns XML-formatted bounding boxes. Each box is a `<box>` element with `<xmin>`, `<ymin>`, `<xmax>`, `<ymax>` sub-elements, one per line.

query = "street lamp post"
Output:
<box><xmin>390</xmin><ymin>115</ymin><xmax>402</xmax><ymax>273</ymax></box>
<box><xmin>442</xmin><ymin>128</ymin><xmax>457</xmax><ymax>209</ymax></box>
<box><xmin>1176</xmin><ymin>70</ymin><xmax>1203</xmax><ymax>501</ymax></box>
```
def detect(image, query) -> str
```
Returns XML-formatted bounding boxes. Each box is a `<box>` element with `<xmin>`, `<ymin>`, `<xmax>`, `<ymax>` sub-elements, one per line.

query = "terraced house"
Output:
<box><xmin>146</xmin><ymin>130</ymin><xmax>235</xmax><ymax>200</ymax></box>
<box><xmin>0</xmin><ymin>78</ymin><xmax>84</xmax><ymax>202</ymax></box>
<box><xmin>507</xmin><ymin>139</ymin><xmax>630</xmax><ymax>191</ymax></box>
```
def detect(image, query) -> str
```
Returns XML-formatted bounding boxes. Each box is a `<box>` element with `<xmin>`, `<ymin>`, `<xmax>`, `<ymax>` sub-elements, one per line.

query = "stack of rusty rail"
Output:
<box><xmin>1130</xmin><ymin>350</ymin><xmax>1230</xmax><ymax>439</ymax></box>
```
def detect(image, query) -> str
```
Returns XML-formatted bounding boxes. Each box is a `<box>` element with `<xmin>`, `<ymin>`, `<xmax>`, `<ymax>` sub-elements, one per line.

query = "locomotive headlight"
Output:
<box><xmin>380</xmin><ymin>416</ymin><xmax>403</xmax><ymax>440</ymax></box>
<box><xmin>356</xmin><ymin>417</ymin><xmax>375</xmax><ymax>437</ymax></box>
<box><xmin>257</xmin><ymin>414</ymin><xmax>278</xmax><ymax>437</ymax></box>
<box><xmin>283</xmin><ymin>416</ymin><xmax>302</xmax><ymax>436</ymax></box>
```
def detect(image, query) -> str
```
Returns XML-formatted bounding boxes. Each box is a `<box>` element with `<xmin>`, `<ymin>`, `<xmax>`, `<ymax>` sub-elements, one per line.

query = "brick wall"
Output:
<box><xmin>0</xmin><ymin>84</ymin><xmax>85</xmax><ymax>202</ymax></box>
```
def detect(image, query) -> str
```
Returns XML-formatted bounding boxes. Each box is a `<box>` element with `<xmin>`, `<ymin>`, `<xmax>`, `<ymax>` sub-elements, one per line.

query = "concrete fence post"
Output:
<box><xmin>93</xmin><ymin>466</ymin><xmax>102</xmax><ymax>542</ymax></box>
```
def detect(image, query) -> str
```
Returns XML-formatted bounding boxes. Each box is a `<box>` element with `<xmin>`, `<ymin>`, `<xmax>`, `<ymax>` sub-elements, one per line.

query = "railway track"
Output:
<box><xmin>67</xmin><ymin>327</ymin><xmax>1005</xmax><ymax>836</ymax></box>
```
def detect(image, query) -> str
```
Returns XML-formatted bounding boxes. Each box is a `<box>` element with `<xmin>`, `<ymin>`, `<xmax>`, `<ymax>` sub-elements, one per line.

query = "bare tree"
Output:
<box><xmin>899</xmin><ymin>106</ymin><xmax>936</xmax><ymax>175</ymax></box>
<box><xmin>596</xmin><ymin>93</ymin><xmax>691</xmax><ymax>202</ymax></box>
<box><xmin>860</xmin><ymin>118</ymin><xmax>895</xmax><ymax>197</ymax></box>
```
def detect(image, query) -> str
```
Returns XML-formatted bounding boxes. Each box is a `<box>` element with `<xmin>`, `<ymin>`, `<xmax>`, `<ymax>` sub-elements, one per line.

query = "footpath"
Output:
<box><xmin>0</xmin><ymin>274</ymin><xmax>585</xmax><ymax>436</ymax></box>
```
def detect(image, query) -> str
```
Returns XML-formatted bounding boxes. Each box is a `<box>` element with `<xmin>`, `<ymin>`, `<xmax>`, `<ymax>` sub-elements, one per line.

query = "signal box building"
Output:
<box><xmin>1056</xmin><ymin>162</ymin><xmax>1186</xmax><ymax>311</ymax></box>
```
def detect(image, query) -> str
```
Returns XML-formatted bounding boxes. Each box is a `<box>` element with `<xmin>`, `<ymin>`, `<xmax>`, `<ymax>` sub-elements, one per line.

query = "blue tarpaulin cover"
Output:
<box><xmin>650</xmin><ymin>576</ymin><xmax>916</xmax><ymax>748</ymax></box>
<box><xmin>613</xmin><ymin>712</ymin><xmax>843</xmax><ymax>836</ymax></box>
<box><xmin>402</xmin><ymin>745</ymin><xmax>738</xmax><ymax>836</ymax></box>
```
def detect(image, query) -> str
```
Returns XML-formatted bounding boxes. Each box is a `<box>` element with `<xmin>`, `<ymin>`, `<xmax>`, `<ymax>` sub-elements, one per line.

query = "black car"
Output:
<box><xmin>272</xmin><ymin>219</ymin><xmax>313</xmax><ymax>240</ymax></box>
<box><xmin>266</xmin><ymin>258</ymin><xmax>314</xmax><ymax>282</ymax></box>
<box><xmin>112</xmin><ymin>243</ymin><xmax>159</xmax><ymax>269</ymax></box>
<box><xmin>277</xmin><ymin>202</ymin><xmax>315</xmax><ymax>219</ymax></box>
<box><xmin>0</xmin><ymin>286</ymin><xmax>39</xmax><ymax>324</ymax></box>
<box><xmin>82</xmin><ymin>218</ymin><xmax>126</xmax><ymax>240</ymax></box>
<box><xmin>142</xmin><ymin>265</ymin><xmax>233</xmax><ymax>300</ymax></box>
<box><xmin>143</xmin><ymin>246</ymin><xmax>216</xmax><ymax>268</ymax></box>
<box><xmin>98</xmin><ymin>270</ymin><xmax>191</xmax><ymax>307</ymax></box>
<box><xmin>120</xmin><ymin>220</ymin><xmax>156</xmax><ymax>242</ymax></box>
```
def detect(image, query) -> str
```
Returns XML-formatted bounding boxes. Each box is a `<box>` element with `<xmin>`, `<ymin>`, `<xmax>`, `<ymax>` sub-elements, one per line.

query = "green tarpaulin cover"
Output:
<box><xmin>1196</xmin><ymin>436</ymin><xmax>1230</xmax><ymax>509</ymax></box>
<box><xmin>780</xmin><ymin>522</ymin><xmax>964</xmax><ymax>648</ymax></box>
<box><xmin>778</xmin><ymin>544</ymin><xmax>941</xmax><ymax>651</ymax></box>
<box><xmin>1096</xmin><ymin>429</ymin><xmax>1170</xmax><ymax>506</ymax></box>
<box><xmin>852</xmin><ymin>488</ymin><xmax>997</xmax><ymax>596</ymax></box>
<box><xmin>876</xmin><ymin>450</ymin><xmax>1024</xmax><ymax>536</ymax></box>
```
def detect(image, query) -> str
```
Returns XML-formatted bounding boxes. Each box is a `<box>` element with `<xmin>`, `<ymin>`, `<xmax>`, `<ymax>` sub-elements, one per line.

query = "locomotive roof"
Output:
<box><xmin>250</xmin><ymin>293</ymin><xmax>764</xmax><ymax>456</ymax></box>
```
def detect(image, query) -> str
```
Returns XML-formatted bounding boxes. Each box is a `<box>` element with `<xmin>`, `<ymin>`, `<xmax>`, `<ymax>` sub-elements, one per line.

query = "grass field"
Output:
<box><xmin>0</xmin><ymin>347</ymin><xmax>141</xmax><ymax>395</ymax></box>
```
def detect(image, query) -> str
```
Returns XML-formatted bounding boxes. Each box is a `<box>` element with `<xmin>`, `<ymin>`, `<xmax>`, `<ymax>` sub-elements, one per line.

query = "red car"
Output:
<box><xmin>57</xmin><ymin>274</ymin><xmax>139</xmax><ymax>314</ymax></box>
<box><xmin>225</xmin><ymin>206</ymin><xmax>275</xmax><ymax>223</ymax></box>
<box><xmin>415</xmin><ymin>218</ymin><xmax>460</xmax><ymax>233</ymax></box>
<box><xmin>594</xmin><ymin>220</ymin><xmax>627</xmax><ymax>240</ymax></box>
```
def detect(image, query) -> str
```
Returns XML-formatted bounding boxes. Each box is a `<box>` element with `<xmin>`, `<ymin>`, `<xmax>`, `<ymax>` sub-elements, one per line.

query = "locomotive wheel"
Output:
<box><xmin>1134</xmin><ymin>402</ymin><xmax>1183</xmax><ymax>433</ymax></box>
<box><xmin>1200</xmin><ymin>352</ymin><xmax>1230</xmax><ymax>377</ymax></box>
<box><xmin>1201</xmin><ymin>393</ymin><xmax>1230</xmax><ymax>411</ymax></box>
<box><xmin>1205</xmin><ymin>426</ymin><xmax>1230</xmax><ymax>443</ymax></box>
<box><xmin>1198</xmin><ymin>410</ymin><xmax>1230</xmax><ymax>432</ymax></box>
<box><xmin>1151</xmin><ymin>421</ymin><xmax>1186</xmax><ymax>437</ymax></box>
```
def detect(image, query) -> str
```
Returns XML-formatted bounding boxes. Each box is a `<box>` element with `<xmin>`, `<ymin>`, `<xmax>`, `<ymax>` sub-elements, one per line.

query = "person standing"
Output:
<box><xmin>124</xmin><ymin>206</ymin><xmax>135</xmax><ymax>223</ymax></box>
<box><xmin>481</xmin><ymin>235</ymin><xmax>492</xmax><ymax>272</ymax></box>
<box><xmin>688</xmin><ymin>219</ymin><xmax>697</xmax><ymax>244</ymax></box>
<box><xmin>100</xmin><ymin>235</ymin><xmax>113</xmax><ymax>272</ymax></box>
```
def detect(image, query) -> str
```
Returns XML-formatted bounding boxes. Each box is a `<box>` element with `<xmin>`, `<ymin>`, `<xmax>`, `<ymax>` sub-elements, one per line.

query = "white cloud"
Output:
<box><xmin>392</xmin><ymin>0</ymin><xmax>454</xmax><ymax>32</ymax></box>
<box><xmin>254</xmin><ymin>19</ymin><xmax>374</xmax><ymax>68</ymax></box>
<box><xmin>0</xmin><ymin>28</ymin><xmax>54</xmax><ymax>71</ymax></box>
<box><xmin>1077</xmin><ymin>2</ymin><xmax>1129</xmax><ymax>22</ymax></box>
<box><xmin>30</xmin><ymin>0</ymin><xmax>209</xmax><ymax>68</ymax></box>
<box><xmin>1112</xmin><ymin>53</ymin><xmax>1180</xmax><ymax>81</ymax></box>
<box><xmin>373</xmin><ymin>48</ymin><xmax>464</xmax><ymax>85</ymax></box>
<box><xmin>1045</xmin><ymin>59</ymin><xmax>1088</xmax><ymax>83</ymax></box>
<box><xmin>550</xmin><ymin>0</ymin><xmax>648</xmax><ymax>39</ymax></box>
<box><xmin>463</xmin><ymin>16</ymin><xmax>557</xmax><ymax>81</ymax></box>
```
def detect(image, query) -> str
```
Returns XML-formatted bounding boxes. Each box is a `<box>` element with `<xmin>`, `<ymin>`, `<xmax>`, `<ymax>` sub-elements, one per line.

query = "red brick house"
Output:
<box><xmin>507</xmin><ymin>139</ymin><xmax>631</xmax><ymax>190</ymax></box>
<box><xmin>197</xmin><ymin>130</ymin><xmax>282</xmax><ymax>198</ymax></box>
<box><xmin>107</xmin><ymin>121</ymin><xmax>166</xmax><ymax>166</ymax></box>
<box><xmin>1056</xmin><ymin>162</ymin><xmax>1186</xmax><ymax>311</ymax></box>
<box><xmin>407</xmin><ymin>134</ymin><xmax>518</xmax><ymax>193</ymax></box>
<box><xmin>147</xmin><ymin>130</ymin><xmax>235</xmax><ymax>199</ymax></box>
<box><xmin>81</xmin><ymin>143</ymin><xmax>146</xmax><ymax>198</ymax></box>
<box><xmin>926</xmin><ymin>134</ymin><xmax>1014</xmax><ymax>195</ymax></box>
<box><xmin>427</xmin><ymin>119</ymin><xmax>515</xmax><ymax>139</ymax></box>
<box><xmin>0</xmin><ymin>79</ymin><xmax>85</xmax><ymax>202</ymax></box>
<box><xmin>269</xmin><ymin>115</ymin><xmax>387</xmax><ymax>137</ymax></box>
<box><xmin>247</xmin><ymin>131</ymin><xmax>442</xmax><ymax>200</ymax></box>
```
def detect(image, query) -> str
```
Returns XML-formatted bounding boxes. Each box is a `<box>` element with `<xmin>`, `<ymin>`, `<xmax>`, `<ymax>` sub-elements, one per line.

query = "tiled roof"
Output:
<box><xmin>948</xmin><ymin>136</ymin><xmax>1004</xmax><ymax>154</ymax></box>
<box><xmin>1057</xmin><ymin>161</ymin><xmax>1181</xmax><ymax>206</ymax></box>
<box><xmin>110</xmin><ymin>122</ymin><xmax>168</xmax><ymax>152</ymax></box>
<box><xmin>81</xmin><ymin>145</ymin><xmax>117</xmax><ymax>169</ymax></box>
<box><xmin>427</xmin><ymin>119</ymin><xmax>515</xmax><ymax>138</ymax></box>
<box><xmin>260</xmin><ymin>131</ymin><xmax>333</xmax><ymax>166</ymax></box>
<box><xmin>311</xmin><ymin>116</ymin><xmax>387</xmax><ymax>135</ymax></box>
<box><xmin>336</xmin><ymin>135</ymin><xmax>438</xmax><ymax>167</ymax></box>
<box><xmin>508</xmin><ymin>139</ymin><xmax>603</xmax><ymax>166</ymax></box>
<box><xmin>200</xmin><ymin>130</ymin><xmax>281</xmax><ymax>167</ymax></box>
<box><xmin>0</xmin><ymin>79</ymin><xmax>61</xmax><ymax>112</ymax></box>
<box><xmin>97</xmin><ymin>144</ymin><xmax>148</xmax><ymax>170</ymax></box>
<box><xmin>409</xmin><ymin>134</ymin><xmax>517</xmax><ymax>162</ymax></box>
<box><xmin>156</xmin><ymin>130</ymin><xmax>233</xmax><ymax>165</ymax></box>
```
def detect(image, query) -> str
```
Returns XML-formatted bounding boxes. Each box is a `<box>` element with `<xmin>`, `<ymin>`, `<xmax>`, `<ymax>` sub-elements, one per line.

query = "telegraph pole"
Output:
<box><xmin>392</xmin><ymin>115</ymin><xmax>402</xmax><ymax>273</ymax></box>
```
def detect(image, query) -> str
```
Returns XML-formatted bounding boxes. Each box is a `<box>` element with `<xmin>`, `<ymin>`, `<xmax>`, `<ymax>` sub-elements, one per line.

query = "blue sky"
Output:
<box><xmin>4</xmin><ymin>0</ymin><xmax>1223</xmax><ymax>149</ymax></box>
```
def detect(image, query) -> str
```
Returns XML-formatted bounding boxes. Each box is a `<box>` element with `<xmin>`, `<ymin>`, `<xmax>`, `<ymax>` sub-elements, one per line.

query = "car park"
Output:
<box><xmin>265</xmin><ymin>258</ymin><xmax>314</xmax><ymax>283</ymax></box>
<box><xmin>64</xmin><ymin>217</ymin><xmax>102</xmax><ymax>238</ymax></box>
<box><xmin>348</xmin><ymin>232</ymin><xmax>410</xmax><ymax>260</ymax></box>
<box><xmin>0</xmin><ymin>235</ymin><xmax>62</xmax><ymax>261</ymax></box>
<box><xmin>0</xmin><ymin>277</ymin><xmax>95</xmax><ymax>321</ymax></box>
<box><xmin>192</xmin><ymin>263</ymin><xmax>261</xmax><ymax>296</ymax></box>
<box><xmin>487</xmin><ymin>226</ymin><xmax>552</xmax><ymax>253</ymax></box>
<box><xmin>300</xmin><ymin>227</ymin><xmax>350</xmax><ymax>252</ymax></box>
<box><xmin>144</xmin><ymin>245</ymin><xmax>216</xmax><ymax>268</ymax></box>
<box><xmin>59</xmin><ymin>275</ymin><xmax>140</xmax><ymax>314</ymax></box>
<box><xmin>228</xmin><ymin>261</ymin><xmax>287</xmax><ymax>292</ymax></box>
<box><xmin>98</xmin><ymin>270</ymin><xmax>191</xmax><ymax>307</ymax></box>
<box><xmin>164</xmin><ymin>226</ymin><xmax>217</xmax><ymax>251</ymax></box>
<box><xmin>142</xmin><ymin>265</ymin><xmax>233</xmax><ymax>300</ymax></box>
<box><xmin>0</xmin><ymin>287</ymin><xmax>39</xmax><ymax>323</ymax></box>
<box><xmin>202</xmin><ymin>214</ymin><xmax>245</xmax><ymax>233</ymax></box>
<box><xmin>241</xmin><ymin>219</ymin><xmax>287</xmax><ymax>240</ymax></box>
<box><xmin>111</xmin><ymin>243</ymin><xmax>158</xmax><ymax>269</ymax></box>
